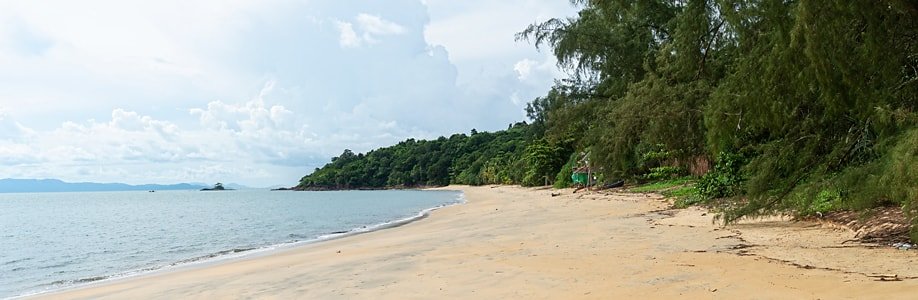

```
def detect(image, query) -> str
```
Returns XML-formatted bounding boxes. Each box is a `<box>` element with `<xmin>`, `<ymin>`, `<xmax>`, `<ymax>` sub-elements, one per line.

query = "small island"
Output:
<box><xmin>201</xmin><ymin>182</ymin><xmax>234</xmax><ymax>191</ymax></box>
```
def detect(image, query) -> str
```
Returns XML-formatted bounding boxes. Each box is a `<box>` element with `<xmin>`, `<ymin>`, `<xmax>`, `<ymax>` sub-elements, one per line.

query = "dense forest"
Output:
<box><xmin>297</xmin><ymin>123</ymin><xmax>572</xmax><ymax>189</ymax></box>
<box><xmin>299</xmin><ymin>1</ymin><xmax>916</xmax><ymax>237</ymax></box>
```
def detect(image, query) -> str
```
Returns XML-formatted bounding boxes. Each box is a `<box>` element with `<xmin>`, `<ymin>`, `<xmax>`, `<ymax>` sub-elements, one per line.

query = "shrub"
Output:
<box><xmin>696</xmin><ymin>152</ymin><xmax>745</xmax><ymax>199</ymax></box>
<box><xmin>644</xmin><ymin>166</ymin><xmax>684</xmax><ymax>180</ymax></box>
<box><xmin>666</xmin><ymin>186</ymin><xmax>706</xmax><ymax>208</ymax></box>
<box><xmin>795</xmin><ymin>188</ymin><xmax>840</xmax><ymax>216</ymax></box>
<box><xmin>553</xmin><ymin>153</ymin><xmax>578</xmax><ymax>188</ymax></box>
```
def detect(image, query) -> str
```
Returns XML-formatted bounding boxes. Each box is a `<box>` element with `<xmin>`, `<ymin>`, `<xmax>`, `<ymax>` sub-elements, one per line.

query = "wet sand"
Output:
<box><xmin>35</xmin><ymin>185</ymin><xmax>918</xmax><ymax>299</ymax></box>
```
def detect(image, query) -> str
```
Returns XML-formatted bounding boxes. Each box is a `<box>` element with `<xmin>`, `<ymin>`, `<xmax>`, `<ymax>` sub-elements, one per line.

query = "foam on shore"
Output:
<box><xmin>15</xmin><ymin>191</ymin><xmax>465</xmax><ymax>299</ymax></box>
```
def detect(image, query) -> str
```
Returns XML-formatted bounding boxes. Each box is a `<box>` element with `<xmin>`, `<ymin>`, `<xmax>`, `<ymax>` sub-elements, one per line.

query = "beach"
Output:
<box><xmin>35</xmin><ymin>185</ymin><xmax>918</xmax><ymax>299</ymax></box>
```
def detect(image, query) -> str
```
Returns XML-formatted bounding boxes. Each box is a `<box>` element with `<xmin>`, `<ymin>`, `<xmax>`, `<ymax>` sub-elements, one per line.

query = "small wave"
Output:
<box><xmin>311</xmin><ymin>192</ymin><xmax>465</xmax><ymax>242</ymax></box>
<box><xmin>37</xmin><ymin>261</ymin><xmax>74</xmax><ymax>270</ymax></box>
<box><xmin>169</xmin><ymin>247</ymin><xmax>258</xmax><ymax>266</ymax></box>
<box><xmin>48</xmin><ymin>275</ymin><xmax>110</xmax><ymax>286</ymax></box>
<box><xmin>2</xmin><ymin>257</ymin><xmax>33</xmax><ymax>266</ymax></box>
<box><xmin>15</xmin><ymin>246</ymin><xmax>267</xmax><ymax>299</ymax></box>
<box><xmin>15</xmin><ymin>191</ymin><xmax>467</xmax><ymax>299</ymax></box>
<box><xmin>287</xmin><ymin>233</ymin><xmax>313</xmax><ymax>240</ymax></box>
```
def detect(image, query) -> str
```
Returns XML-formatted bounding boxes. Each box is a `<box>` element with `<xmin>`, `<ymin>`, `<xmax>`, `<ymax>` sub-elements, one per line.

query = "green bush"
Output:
<box><xmin>553</xmin><ymin>152</ymin><xmax>578</xmax><ymax>188</ymax></box>
<box><xmin>696</xmin><ymin>152</ymin><xmax>745</xmax><ymax>199</ymax></box>
<box><xmin>794</xmin><ymin>188</ymin><xmax>840</xmax><ymax>216</ymax></box>
<box><xmin>644</xmin><ymin>166</ymin><xmax>684</xmax><ymax>181</ymax></box>
<box><xmin>665</xmin><ymin>186</ymin><xmax>705</xmax><ymax>208</ymax></box>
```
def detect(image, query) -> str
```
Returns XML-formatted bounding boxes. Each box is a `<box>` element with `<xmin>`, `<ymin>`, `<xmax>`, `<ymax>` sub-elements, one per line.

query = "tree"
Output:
<box><xmin>517</xmin><ymin>0</ymin><xmax>917</xmax><ymax>229</ymax></box>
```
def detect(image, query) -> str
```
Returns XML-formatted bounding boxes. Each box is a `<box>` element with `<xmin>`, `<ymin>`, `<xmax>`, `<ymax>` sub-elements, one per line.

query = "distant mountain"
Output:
<box><xmin>0</xmin><ymin>179</ymin><xmax>206</xmax><ymax>193</ymax></box>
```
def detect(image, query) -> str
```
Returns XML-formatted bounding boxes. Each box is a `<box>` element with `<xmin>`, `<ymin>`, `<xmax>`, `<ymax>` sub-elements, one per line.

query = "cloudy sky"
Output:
<box><xmin>0</xmin><ymin>0</ymin><xmax>576</xmax><ymax>187</ymax></box>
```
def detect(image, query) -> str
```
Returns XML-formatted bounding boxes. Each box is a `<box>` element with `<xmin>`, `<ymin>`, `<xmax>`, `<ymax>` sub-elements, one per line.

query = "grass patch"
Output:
<box><xmin>667</xmin><ymin>186</ymin><xmax>706</xmax><ymax>208</ymax></box>
<box><xmin>662</xmin><ymin>185</ymin><xmax>697</xmax><ymax>198</ymax></box>
<box><xmin>628</xmin><ymin>176</ymin><xmax>693</xmax><ymax>193</ymax></box>
<box><xmin>628</xmin><ymin>177</ymin><xmax>708</xmax><ymax>209</ymax></box>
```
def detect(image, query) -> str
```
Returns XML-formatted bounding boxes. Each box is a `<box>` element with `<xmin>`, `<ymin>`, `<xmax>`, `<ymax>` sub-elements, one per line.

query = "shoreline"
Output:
<box><xmin>17</xmin><ymin>190</ymin><xmax>465</xmax><ymax>299</ymax></box>
<box><xmin>32</xmin><ymin>186</ymin><xmax>918</xmax><ymax>299</ymax></box>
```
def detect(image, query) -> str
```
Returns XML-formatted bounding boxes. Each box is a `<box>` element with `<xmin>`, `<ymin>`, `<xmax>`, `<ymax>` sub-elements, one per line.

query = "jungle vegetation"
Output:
<box><xmin>297</xmin><ymin>123</ymin><xmax>571</xmax><ymax>189</ymax></box>
<box><xmin>299</xmin><ymin>0</ymin><xmax>917</xmax><ymax>238</ymax></box>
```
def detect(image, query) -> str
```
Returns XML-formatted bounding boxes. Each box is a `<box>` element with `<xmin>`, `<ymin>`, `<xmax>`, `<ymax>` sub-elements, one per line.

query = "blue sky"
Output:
<box><xmin>0</xmin><ymin>0</ymin><xmax>576</xmax><ymax>187</ymax></box>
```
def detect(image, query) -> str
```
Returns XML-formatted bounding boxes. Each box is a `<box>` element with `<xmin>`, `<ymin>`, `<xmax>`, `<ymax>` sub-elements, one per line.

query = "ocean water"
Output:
<box><xmin>0</xmin><ymin>189</ymin><xmax>462</xmax><ymax>298</ymax></box>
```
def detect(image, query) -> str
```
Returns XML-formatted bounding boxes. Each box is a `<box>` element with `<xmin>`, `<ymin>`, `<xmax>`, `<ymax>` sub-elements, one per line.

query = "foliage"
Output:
<box><xmin>637</xmin><ymin>144</ymin><xmax>687</xmax><ymax>181</ymax></box>
<box><xmin>668</xmin><ymin>186</ymin><xmax>705</xmax><ymax>209</ymax></box>
<box><xmin>553</xmin><ymin>152</ymin><xmax>579</xmax><ymax>188</ymax></box>
<box><xmin>644</xmin><ymin>166</ymin><xmax>684</xmax><ymax>181</ymax></box>
<box><xmin>628</xmin><ymin>177</ymin><xmax>703</xmax><ymax>208</ymax></box>
<box><xmin>628</xmin><ymin>176</ymin><xmax>693</xmax><ymax>193</ymax></box>
<box><xmin>516</xmin><ymin>0</ymin><xmax>917</xmax><ymax>233</ymax></box>
<box><xmin>297</xmin><ymin>123</ymin><xmax>570</xmax><ymax>190</ymax></box>
<box><xmin>811</xmin><ymin>190</ymin><xmax>840</xmax><ymax>216</ymax></box>
<box><xmin>521</xmin><ymin>139</ymin><xmax>567</xmax><ymax>186</ymax></box>
<box><xmin>696</xmin><ymin>152</ymin><xmax>745</xmax><ymax>199</ymax></box>
<box><xmin>300</xmin><ymin>0</ymin><xmax>918</xmax><ymax>240</ymax></box>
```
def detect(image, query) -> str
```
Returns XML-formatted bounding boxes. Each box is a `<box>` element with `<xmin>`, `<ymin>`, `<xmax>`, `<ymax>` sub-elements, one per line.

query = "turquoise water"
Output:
<box><xmin>0</xmin><ymin>189</ymin><xmax>462</xmax><ymax>298</ymax></box>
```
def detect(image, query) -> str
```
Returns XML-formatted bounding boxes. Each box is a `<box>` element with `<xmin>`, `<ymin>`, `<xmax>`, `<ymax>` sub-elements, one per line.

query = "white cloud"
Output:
<box><xmin>191</xmin><ymin>81</ymin><xmax>298</xmax><ymax>134</ymax></box>
<box><xmin>356</xmin><ymin>13</ymin><xmax>405</xmax><ymax>36</ymax></box>
<box><xmin>336</xmin><ymin>21</ymin><xmax>362</xmax><ymax>48</ymax></box>
<box><xmin>0</xmin><ymin>97</ymin><xmax>320</xmax><ymax>186</ymax></box>
<box><xmin>110</xmin><ymin>108</ymin><xmax>179</xmax><ymax>138</ymax></box>
<box><xmin>0</xmin><ymin>0</ymin><xmax>575</xmax><ymax>186</ymax></box>
<box><xmin>424</xmin><ymin>0</ymin><xmax>575</xmax><ymax>62</ymax></box>
<box><xmin>0</xmin><ymin>110</ymin><xmax>33</xmax><ymax>141</ymax></box>
<box><xmin>335</xmin><ymin>13</ymin><xmax>406</xmax><ymax>48</ymax></box>
<box><xmin>421</xmin><ymin>0</ymin><xmax>575</xmax><ymax>118</ymax></box>
<box><xmin>514</xmin><ymin>58</ymin><xmax>535</xmax><ymax>80</ymax></box>
<box><xmin>514</xmin><ymin>56</ymin><xmax>558</xmax><ymax>83</ymax></box>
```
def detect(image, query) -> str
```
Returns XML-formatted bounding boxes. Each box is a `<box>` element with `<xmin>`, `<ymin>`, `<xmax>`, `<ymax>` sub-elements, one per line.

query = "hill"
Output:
<box><xmin>0</xmin><ymin>179</ymin><xmax>205</xmax><ymax>193</ymax></box>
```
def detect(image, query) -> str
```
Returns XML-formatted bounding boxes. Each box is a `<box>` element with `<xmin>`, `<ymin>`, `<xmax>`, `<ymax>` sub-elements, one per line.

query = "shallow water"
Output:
<box><xmin>0</xmin><ymin>189</ymin><xmax>462</xmax><ymax>298</ymax></box>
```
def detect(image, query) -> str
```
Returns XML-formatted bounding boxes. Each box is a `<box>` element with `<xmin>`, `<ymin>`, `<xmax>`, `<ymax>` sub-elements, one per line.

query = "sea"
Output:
<box><xmin>0</xmin><ymin>189</ymin><xmax>463</xmax><ymax>298</ymax></box>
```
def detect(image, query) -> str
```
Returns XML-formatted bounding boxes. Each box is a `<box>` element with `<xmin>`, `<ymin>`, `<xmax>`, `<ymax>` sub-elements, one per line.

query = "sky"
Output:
<box><xmin>0</xmin><ymin>0</ymin><xmax>577</xmax><ymax>187</ymax></box>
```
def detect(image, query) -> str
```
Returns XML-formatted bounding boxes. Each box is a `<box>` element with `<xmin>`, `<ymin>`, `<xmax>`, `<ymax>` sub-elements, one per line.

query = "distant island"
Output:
<box><xmin>201</xmin><ymin>182</ymin><xmax>234</xmax><ymax>191</ymax></box>
<box><xmin>190</xmin><ymin>182</ymin><xmax>251</xmax><ymax>190</ymax></box>
<box><xmin>0</xmin><ymin>178</ymin><xmax>206</xmax><ymax>193</ymax></box>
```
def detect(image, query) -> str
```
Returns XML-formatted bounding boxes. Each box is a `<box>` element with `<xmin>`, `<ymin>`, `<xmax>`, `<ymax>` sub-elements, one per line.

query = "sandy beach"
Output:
<box><xmin>34</xmin><ymin>185</ymin><xmax>918</xmax><ymax>299</ymax></box>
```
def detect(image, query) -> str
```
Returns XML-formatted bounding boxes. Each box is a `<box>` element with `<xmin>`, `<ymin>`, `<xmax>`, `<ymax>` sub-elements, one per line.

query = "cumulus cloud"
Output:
<box><xmin>356</xmin><ymin>13</ymin><xmax>405</xmax><ymax>36</ymax></box>
<box><xmin>0</xmin><ymin>0</ymin><xmax>575</xmax><ymax>186</ymax></box>
<box><xmin>110</xmin><ymin>108</ymin><xmax>180</xmax><ymax>138</ymax></box>
<box><xmin>190</xmin><ymin>81</ymin><xmax>303</xmax><ymax>143</ymax></box>
<box><xmin>335</xmin><ymin>13</ymin><xmax>406</xmax><ymax>48</ymax></box>
<box><xmin>0</xmin><ymin>97</ymin><xmax>321</xmax><ymax>185</ymax></box>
